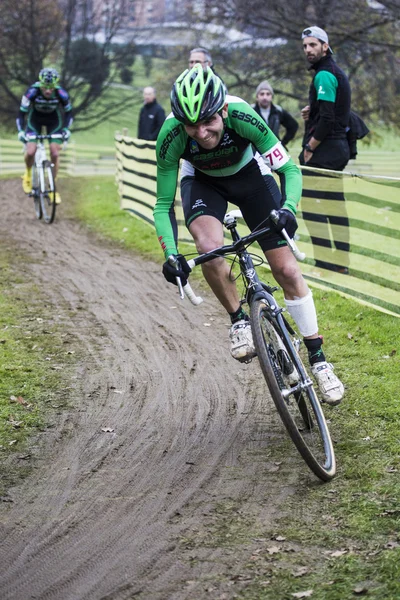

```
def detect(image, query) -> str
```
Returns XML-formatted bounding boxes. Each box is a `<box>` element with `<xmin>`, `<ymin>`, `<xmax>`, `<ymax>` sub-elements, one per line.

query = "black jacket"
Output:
<box><xmin>138</xmin><ymin>100</ymin><xmax>165</xmax><ymax>141</ymax></box>
<box><xmin>253</xmin><ymin>102</ymin><xmax>298</xmax><ymax>147</ymax></box>
<box><xmin>300</xmin><ymin>55</ymin><xmax>351</xmax><ymax>170</ymax></box>
<box><xmin>304</xmin><ymin>55</ymin><xmax>351</xmax><ymax>144</ymax></box>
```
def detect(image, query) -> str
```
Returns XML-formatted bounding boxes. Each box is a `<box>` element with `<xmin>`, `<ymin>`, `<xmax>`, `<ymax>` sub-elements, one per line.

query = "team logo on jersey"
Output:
<box><xmin>192</xmin><ymin>198</ymin><xmax>207</xmax><ymax>210</ymax></box>
<box><xmin>219</xmin><ymin>132</ymin><xmax>232</xmax><ymax>147</ymax></box>
<box><xmin>190</xmin><ymin>140</ymin><xmax>199</xmax><ymax>154</ymax></box>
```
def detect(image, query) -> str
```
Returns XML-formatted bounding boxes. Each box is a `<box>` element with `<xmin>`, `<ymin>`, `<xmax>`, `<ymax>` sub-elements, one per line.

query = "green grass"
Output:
<box><xmin>0</xmin><ymin>246</ymin><xmax>79</xmax><ymax>494</ymax></box>
<box><xmin>63</xmin><ymin>176</ymin><xmax>400</xmax><ymax>599</ymax></box>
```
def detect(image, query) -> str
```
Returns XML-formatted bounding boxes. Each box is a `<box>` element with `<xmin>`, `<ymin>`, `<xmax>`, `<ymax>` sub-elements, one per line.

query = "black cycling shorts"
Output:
<box><xmin>26</xmin><ymin>111</ymin><xmax>63</xmax><ymax>137</ymax></box>
<box><xmin>180</xmin><ymin>158</ymin><xmax>285</xmax><ymax>252</ymax></box>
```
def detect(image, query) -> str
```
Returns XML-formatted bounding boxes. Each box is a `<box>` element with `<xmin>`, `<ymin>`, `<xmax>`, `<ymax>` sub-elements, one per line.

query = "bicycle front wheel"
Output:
<box><xmin>40</xmin><ymin>160</ymin><xmax>56</xmax><ymax>224</ymax></box>
<box><xmin>31</xmin><ymin>165</ymin><xmax>42</xmax><ymax>220</ymax></box>
<box><xmin>250</xmin><ymin>298</ymin><xmax>336</xmax><ymax>481</ymax></box>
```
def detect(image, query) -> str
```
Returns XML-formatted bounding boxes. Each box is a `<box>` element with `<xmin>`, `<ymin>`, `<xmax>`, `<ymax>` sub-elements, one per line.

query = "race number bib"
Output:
<box><xmin>262</xmin><ymin>142</ymin><xmax>289</xmax><ymax>170</ymax></box>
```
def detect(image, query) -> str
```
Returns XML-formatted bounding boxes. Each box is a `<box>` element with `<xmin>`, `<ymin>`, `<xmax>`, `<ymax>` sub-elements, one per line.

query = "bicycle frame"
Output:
<box><xmin>184</xmin><ymin>211</ymin><xmax>310</xmax><ymax>398</ymax></box>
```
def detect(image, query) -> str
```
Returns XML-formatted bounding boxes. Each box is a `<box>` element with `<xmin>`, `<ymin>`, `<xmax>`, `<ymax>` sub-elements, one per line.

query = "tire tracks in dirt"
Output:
<box><xmin>0</xmin><ymin>180</ymin><xmax>306</xmax><ymax>600</ymax></box>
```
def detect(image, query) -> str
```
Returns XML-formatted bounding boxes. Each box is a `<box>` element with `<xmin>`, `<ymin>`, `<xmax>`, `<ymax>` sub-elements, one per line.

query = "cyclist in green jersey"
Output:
<box><xmin>154</xmin><ymin>65</ymin><xmax>344</xmax><ymax>405</ymax></box>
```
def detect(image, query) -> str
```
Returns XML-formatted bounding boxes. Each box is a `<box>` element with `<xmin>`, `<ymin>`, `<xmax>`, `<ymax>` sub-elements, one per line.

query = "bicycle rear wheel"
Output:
<box><xmin>31</xmin><ymin>165</ymin><xmax>42</xmax><ymax>220</ymax></box>
<box><xmin>250</xmin><ymin>298</ymin><xmax>336</xmax><ymax>481</ymax></box>
<box><xmin>40</xmin><ymin>160</ymin><xmax>56</xmax><ymax>224</ymax></box>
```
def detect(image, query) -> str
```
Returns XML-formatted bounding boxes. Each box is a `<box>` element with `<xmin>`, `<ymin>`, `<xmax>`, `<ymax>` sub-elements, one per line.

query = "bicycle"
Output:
<box><xmin>24</xmin><ymin>133</ymin><xmax>65</xmax><ymax>224</ymax></box>
<box><xmin>170</xmin><ymin>210</ymin><xmax>336</xmax><ymax>481</ymax></box>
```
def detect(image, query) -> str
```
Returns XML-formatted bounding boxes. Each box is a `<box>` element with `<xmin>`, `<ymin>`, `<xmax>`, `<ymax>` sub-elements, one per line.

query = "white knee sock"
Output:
<box><xmin>284</xmin><ymin>290</ymin><xmax>318</xmax><ymax>337</ymax></box>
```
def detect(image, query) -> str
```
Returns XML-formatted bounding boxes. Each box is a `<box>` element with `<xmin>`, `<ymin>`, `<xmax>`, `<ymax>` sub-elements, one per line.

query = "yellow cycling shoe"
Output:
<box><xmin>22</xmin><ymin>171</ymin><xmax>32</xmax><ymax>194</ymax></box>
<box><xmin>54</xmin><ymin>192</ymin><xmax>61</xmax><ymax>204</ymax></box>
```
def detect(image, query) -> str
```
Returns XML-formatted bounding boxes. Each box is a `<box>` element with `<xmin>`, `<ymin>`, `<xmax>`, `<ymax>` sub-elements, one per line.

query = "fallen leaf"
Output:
<box><xmin>8</xmin><ymin>440</ymin><xmax>17</xmax><ymax>446</ymax></box>
<box><xmin>379</xmin><ymin>509</ymin><xmax>400</xmax><ymax>517</ymax></box>
<box><xmin>330</xmin><ymin>549</ymin><xmax>347</xmax><ymax>558</ymax></box>
<box><xmin>353</xmin><ymin>585</ymin><xmax>368</xmax><ymax>595</ymax></box>
<box><xmin>292</xmin><ymin>567</ymin><xmax>310</xmax><ymax>578</ymax></box>
<box><xmin>273</xmin><ymin>535</ymin><xmax>286</xmax><ymax>542</ymax></box>
<box><xmin>203</xmin><ymin>323</ymin><xmax>211</xmax><ymax>327</ymax></box>
<box><xmin>347</xmin><ymin>332</ymin><xmax>353</xmax><ymax>339</ymax></box>
<box><xmin>10</xmin><ymin>396</ymin><xmax>28</xmax><ymax>405</ymax></box>
<box><xmin>267</xmin><ymin>545</ymin><xmax>281</xmax><ymax>554</ymax></box>
<box><xmin>291</xmin><ymin>590</ymin><xmax>313</xmax><ymax>598</ymax></box>
<box><xmin>384</xmin><ymin>541</ymin><xmax>400</xmax><ymax>549</ymax></box>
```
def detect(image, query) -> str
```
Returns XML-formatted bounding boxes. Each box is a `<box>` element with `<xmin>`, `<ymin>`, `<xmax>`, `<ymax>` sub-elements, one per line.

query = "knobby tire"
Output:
<box><xmin>31</xmin><ymin>164</ymin><xmax>42</xmax><ymax>220</ymax></box>
<box><xmin>250</xmin><ymin>298</ymin><xmax>336</xmax><ymax>481</ymax></box>
<box><xmin>40</xmin><ymin>160</ymin><xmax>56</xmax><ymax>224</ymax></box>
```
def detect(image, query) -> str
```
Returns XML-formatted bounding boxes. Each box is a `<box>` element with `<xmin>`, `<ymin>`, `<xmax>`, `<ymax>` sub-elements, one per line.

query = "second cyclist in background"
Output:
<box><xmin>16</xmin><ymin>67</ymin><xmax>73</xmax><ymax>204</ymax></box>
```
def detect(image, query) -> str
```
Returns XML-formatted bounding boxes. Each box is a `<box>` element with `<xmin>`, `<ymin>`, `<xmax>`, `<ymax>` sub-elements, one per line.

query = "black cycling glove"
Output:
<box><xmin>162</xmin><ymin>254</ymin><xmax>192</xmax><ymax>286</ymax></box>
<box><xmin>272</xmin><ymin>208</ymin><xmax>298</xmax><ymax>239</ymax></box>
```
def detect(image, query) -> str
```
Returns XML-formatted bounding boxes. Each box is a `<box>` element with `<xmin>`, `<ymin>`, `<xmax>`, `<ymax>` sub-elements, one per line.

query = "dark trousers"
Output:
<box><xmin>300</xmin><ymin>141</ymin><xmax>350</xmax><ymax>272</ymax></box>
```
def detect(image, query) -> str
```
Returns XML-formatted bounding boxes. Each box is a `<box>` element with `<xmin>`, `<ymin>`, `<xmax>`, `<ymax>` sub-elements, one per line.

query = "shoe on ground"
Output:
<box><xmin>230</xmin><ymin>319</ymin><xmax>256</xmax><ymax>362</ymax></box>
<box><xmin>54</xmin><ymin>192</ymin><xmax>61</xmax><ymax>204</ymax></box>
<box><xmin>22</xmin><ymin>171</ymin><xmax>32</xmax><ymax>194</ymax></box>
<box><xmin>311</xmin><ymin>361</ymin><xmax>344</xmax><ymax>406</ymax></box>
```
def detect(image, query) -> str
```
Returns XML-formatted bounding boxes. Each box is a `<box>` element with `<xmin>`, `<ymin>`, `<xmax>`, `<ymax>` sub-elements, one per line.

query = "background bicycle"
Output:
<box><xmin>171</xmin><ymin>210</ymin><xmax>336</xmax><ymax>481</ymax></box>
<box><xmin>24</xmin><ymin>133</ymin><xmax>65</xmax><ymax>224</ymax></box>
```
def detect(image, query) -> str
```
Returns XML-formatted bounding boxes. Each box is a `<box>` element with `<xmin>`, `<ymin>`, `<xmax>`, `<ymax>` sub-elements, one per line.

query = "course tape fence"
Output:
<box><xmin>0</xmin><ymin>139</ymin><xmax>116</xmax><ymax>177</ymax></box>
<box><xmin>116</xmin><ymin>135</ymin><xmax>400</xmax><ymax>317</ymax></box>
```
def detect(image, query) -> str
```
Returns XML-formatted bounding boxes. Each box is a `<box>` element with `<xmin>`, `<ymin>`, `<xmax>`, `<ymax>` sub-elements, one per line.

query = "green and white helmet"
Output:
<box><xmin>38</xmin><ymin>67</ymin><xmax>60</xmax><ymax>88</ymax></box>
<box><xmin>171</xmin><ymin>64</ymin><xmax>226</xmax><ymax>124</ymax></box>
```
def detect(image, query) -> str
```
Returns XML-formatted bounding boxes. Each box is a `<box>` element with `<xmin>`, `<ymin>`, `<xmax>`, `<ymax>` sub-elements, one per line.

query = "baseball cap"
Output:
<box><xmin>302</xmin><ymin>26</ymin><xmax>333</xmax><ymax>54</ymax></box>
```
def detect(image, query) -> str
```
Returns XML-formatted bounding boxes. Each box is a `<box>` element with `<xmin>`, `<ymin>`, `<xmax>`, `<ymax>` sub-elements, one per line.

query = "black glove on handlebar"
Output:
<box><xmin>272</xmin><ymin>208</ymin><xmax>298</xmax><ymax>239</ymax></box>
<box><xmin>162</xmin><ymin>254</ymin><xmax>192</xmax><ymax>286</ymax></box>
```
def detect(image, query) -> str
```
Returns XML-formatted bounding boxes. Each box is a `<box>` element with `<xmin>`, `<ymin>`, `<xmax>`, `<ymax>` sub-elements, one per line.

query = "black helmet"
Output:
<box><xmin>171</xmin><ymin>64</ymin><xmax>226</xmax><ymax>124</ymax></box>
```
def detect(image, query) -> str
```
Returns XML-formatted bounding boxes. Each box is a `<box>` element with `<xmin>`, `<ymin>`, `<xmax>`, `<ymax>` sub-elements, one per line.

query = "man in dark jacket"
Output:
<box><xmin>252</xmin><ymin>80</ymin><xmax>298</xmax><ymax>150</ymax></box>
<box><xmin>137</xmin><ymin>87</ymin><xmax>165</xmax><ymax>141</ymax></box>
<box><xmin>299</xmin><ymin>26</ymin><xmax>351</xmax><ymax>274</ymax></box>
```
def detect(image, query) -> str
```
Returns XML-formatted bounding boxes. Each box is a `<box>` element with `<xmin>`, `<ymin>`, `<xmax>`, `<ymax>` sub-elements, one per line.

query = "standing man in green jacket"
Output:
<box><xmin>300</xmin><ymin>26</ymin><xmax>351</xmax><ymax>274</ymax></box>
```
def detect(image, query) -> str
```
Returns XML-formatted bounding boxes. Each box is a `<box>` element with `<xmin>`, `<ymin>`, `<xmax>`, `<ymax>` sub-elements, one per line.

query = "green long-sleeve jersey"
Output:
<box><xmin>154</xmin><ymin>95</ymin><xmax>302</xmax><ymax>259</ymax></box>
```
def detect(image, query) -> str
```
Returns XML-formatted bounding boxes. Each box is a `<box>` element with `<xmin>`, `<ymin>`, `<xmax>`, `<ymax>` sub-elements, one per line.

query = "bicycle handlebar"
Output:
<box><xmin>269</xmin><ymin>209</ymin><xmax>306</xmax><ymax>261</ymax></box>
<box><xmin>25</xmin><ymin>133</ymin><xmax>64</xmax><ymax>141</ymax></box>
<box><xmin>172</xmin><ymin>210</ymin><xmax>307</xmax><ymax>305</ymax></box>
<box><xmin>168</xmin><ymin>256</ymin><xmax>203</xmax><ymax>305</ymax></box>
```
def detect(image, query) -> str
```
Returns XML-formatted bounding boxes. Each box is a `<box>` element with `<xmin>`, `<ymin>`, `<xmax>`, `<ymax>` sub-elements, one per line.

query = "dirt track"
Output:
<box><xmin>0</xmin><ymin>180</ymin><xmax>309</xmax><ymax>600</ymax></box>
